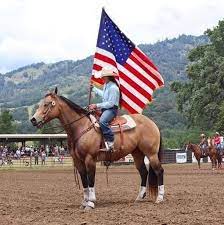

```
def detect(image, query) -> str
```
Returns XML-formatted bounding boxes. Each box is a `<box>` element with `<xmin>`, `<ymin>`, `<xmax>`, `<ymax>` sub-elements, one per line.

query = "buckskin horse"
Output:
<box><xmin>30</xmin><ymin>88</ymin><xmax>164</xmax><ymax>210</ymax></box>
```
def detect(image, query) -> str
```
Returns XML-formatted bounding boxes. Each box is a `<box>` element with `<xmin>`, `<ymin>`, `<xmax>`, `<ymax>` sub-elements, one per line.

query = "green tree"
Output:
<box><xmin>0</xmin><ymin>110</ymin><xmax>17</xmax><ymax>133</ymax></box>
<box><xmin>171</xmin><ymin>19</ymin><xmax>224</xmax><ymax>130</ymax></box>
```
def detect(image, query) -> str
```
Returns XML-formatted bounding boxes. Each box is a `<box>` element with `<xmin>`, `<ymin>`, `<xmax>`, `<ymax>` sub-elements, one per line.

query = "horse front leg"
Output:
<box><xmin>84</xmin><ymin>154</ymin><xmax>96</xmax><ymax>210</ymax></box>
<box><xmin>73</xmin><ymin>158</ymin><xmax>90</xmax><ymax>209</ymax></box>
<box><xmin>197</xmin><ymin>159</ymin><xmax>201</xmax><ymax>169</ymax></box>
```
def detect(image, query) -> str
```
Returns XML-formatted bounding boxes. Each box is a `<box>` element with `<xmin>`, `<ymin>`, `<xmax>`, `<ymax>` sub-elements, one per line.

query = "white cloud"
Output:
<box><xmin>0</xmin><ymin>0</ymin><xmax>224</xmax><ymax>73</ymax></box>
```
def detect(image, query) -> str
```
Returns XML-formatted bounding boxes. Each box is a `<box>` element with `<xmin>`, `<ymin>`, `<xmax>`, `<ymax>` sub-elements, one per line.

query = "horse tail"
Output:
<box><xmin>158</xmin><ymin>131</ymin><xmax>163</xmax><ymax>163</ymax></box>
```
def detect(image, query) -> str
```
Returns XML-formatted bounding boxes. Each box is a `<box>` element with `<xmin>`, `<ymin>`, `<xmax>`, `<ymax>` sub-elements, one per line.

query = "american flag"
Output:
<box><xmin>91</xmin><ymin>8</ymin><xmax>164</xmax><ymax>113</ymax></box>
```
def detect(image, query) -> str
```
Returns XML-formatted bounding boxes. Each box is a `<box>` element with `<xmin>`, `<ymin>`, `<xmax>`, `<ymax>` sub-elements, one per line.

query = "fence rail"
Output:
<box><xmin>0</xmin><ymin>156</ymin><xmax>73</xmax><ymax>168</ymax></box>
<box><xmin>0</xmin><ymin>149</ymin><xmax>215</xmax><ymax>169</ymax></box>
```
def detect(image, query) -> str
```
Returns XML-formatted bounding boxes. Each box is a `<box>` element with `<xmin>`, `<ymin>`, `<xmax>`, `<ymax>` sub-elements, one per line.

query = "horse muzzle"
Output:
<box><xmin>30</xmin><ymin>117</ymin><xmax>43</xmax><ymax>128</ymax></box>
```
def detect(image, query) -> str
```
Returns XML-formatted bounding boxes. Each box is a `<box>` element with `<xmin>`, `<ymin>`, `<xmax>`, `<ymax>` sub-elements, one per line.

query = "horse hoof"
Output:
<box><xmin>155</xmin><ymin>195</ymin><xmax>164</xmax><ymax>204</ymax></box>
<box><xmin>84</xmin><ymin>201</ymin><xmax>95</xmax><ymax>210</ymax></box>
<box><xmin>80</xmin><ymin>200</ymin><xmax>88</xmax><ymax>209</ymax></box>
<box><xmin>135</xmin><ymin>192</ymin><xmax>146</xmax><ymax>202</ymax></box>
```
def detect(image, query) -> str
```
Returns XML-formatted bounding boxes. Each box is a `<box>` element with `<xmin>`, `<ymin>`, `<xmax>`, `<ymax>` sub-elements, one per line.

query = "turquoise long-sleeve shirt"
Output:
<box><xmin>92</xmin><ymin>81</ymin><xmax>120</xmax><ymax>109</ymax></box>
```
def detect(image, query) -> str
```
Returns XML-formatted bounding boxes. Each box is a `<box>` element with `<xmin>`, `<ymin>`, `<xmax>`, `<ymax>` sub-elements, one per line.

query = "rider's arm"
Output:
<box><xmin>92</xmin><ymin>87</ymin><xmax>103</xmax><ymax>97</ymax></box>
<box><xmin>96</xmin><ymin>85</ymin><xmax>119</xmax><ymax>109</ymax></box>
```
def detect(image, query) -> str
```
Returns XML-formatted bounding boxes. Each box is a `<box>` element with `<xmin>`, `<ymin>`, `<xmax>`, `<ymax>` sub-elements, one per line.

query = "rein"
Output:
<box><xmin>40</xmin><ymin>97</ymin><xmax>96</xmax><ymax>143</ymax></box>
<box><xmin>42</xmin><ymin>104</ymin><xmax>91</xmax><ymax>133</ymax></box>
<box><xmin>45</xmin><ymin>112</ymin><xmax>91</xmax><ymax>133</ymax></box>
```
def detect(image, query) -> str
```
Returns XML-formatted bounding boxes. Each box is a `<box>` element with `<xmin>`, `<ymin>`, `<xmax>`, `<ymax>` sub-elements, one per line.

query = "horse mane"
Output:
<box><xmin>59</xmin><ymin>95</ymin><xmax>89</xmax><ymax>115</ymax></box>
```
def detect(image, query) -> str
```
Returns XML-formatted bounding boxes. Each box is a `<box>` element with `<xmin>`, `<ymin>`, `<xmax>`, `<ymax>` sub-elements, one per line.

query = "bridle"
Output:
<box><xmin>40</xmin><ymin>100</ymin><xmax>95</xmax><ymax>138</ymax></box>
<box><xmin>42</xmin><ymin>100</ymin><xmax>56</xmax><ymax>122</ymax></box>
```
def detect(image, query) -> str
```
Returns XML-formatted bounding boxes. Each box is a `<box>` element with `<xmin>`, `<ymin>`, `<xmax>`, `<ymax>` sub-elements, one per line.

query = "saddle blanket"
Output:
<box><xmin>90</xmin><ymin>114</ymin><xmax>136</xmax><ymax>133</ymax></box>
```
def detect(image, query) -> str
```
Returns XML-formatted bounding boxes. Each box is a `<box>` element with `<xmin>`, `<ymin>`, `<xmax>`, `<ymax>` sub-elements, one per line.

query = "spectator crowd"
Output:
<box><xmin>0</xmin><ymin>144</ymin><xmax>68</xmax><ymax>166</ymax></box>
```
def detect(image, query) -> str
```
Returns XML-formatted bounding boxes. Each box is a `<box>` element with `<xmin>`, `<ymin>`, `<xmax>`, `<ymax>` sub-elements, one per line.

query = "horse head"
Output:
<box><xmin>185</xmin><ymin>142</ymin><xmax>195</xmax><ymax>152</ymax></box>
<box><xmin>30</xmin><ymin>87</ymin><xmax>61</xmax><ymax>128</ymax></box>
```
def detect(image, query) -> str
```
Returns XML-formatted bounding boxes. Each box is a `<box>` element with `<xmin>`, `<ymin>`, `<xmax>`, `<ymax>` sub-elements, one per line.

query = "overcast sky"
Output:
<box><xmin>0</xmin><ymin>0</ymin><xmax>223</xmax><ymax>73</ymax></box>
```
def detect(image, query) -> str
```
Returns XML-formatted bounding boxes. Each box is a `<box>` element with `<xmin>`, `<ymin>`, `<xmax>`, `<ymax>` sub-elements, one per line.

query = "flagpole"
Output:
<box><xmin>88</xmin><ymin>82</ymin><xmax>93</xmax><ymax>106</ymax></box>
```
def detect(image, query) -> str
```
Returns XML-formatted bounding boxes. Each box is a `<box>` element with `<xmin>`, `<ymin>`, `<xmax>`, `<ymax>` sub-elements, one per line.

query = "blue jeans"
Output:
<box><xmin>216</xmin><ymin>144</ymin><xmax>221</xmax><ymax>152</ymax></box>
<box><xmin>99</xmin><ymin>108</ymin><xmax>117</xmax><ymax>142</ymax></box>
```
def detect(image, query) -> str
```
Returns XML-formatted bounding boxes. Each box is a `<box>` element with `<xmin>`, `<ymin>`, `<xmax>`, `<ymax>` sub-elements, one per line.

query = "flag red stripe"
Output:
<box><xmin>92</xmin><ymin>64</ymin><xmax>102</xmax><ymax>72</ymax></box>
<box><xmin>133</xmin><ymin>48</ymin><xmax>158</xmax><ymax>71</ymax></box>
<box><xmin>124</xmin><ymin>63</ymin><xmax>156</xmax><ymax>90</ymax></box>
<box><xmin>119</xmin><ymin>70</ymin><xmax>152</xmax><ymax>100</ymax></box>
<box><xmin>120</xmin><ymin>85</ymin><xmax>145</xmax><ymax>109</ymax></box>
<box><xmin>91</xmin><ymin>76</ymin><xmax>104</xmax><ymax>85</ymax></box>
<box><xmin>129</xmin><ymin>54</ymin><xmax>164</xmax><ymax>86</ymax></box>
<box><xmin>120</xmin><ymin>99</ymin><xmax>138</xmax><ymax>114</ymax></box>
<box><xmin>94</xmin><ymin>52</ymin><xmax>117</xmax><ymax>68</ymax></box>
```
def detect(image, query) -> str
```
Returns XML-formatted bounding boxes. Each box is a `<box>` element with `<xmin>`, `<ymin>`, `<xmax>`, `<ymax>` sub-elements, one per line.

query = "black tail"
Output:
<box><xmin>158</xmin><ymin>131</ymin><xmax>163</xmax><ymax>163</ymax></box>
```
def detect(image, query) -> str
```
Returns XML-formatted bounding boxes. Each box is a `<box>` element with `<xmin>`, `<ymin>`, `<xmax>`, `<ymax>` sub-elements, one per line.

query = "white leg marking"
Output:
<box><xmin>135</xmin><ymin>186</ymin><xmax>146</xmax><ymax>201</ymax></box>
<box><xmin>80</xmin><ymin>188</ymin><xmax>89</xmax><ymax>208</ymax></box>
<box><xmin>155</xmin><ymin>185</ymin><xmax>165</xmax><ymax>203</ymax></box>
<box><xmin>88</xmin><ymin>187</ymin><xmax>96</xmax><ymax>202</ymax></box>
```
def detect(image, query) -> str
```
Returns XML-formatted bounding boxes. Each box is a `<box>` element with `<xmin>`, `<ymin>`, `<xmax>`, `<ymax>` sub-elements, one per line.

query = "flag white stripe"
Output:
<box><xmin>127</xmin><ymin>58</ymin><xmax>159</xmax><ymax>89</ymax></box>
<box><xmin>134</xmin><ymin>47</ymin><xmax>164</xmax><ymax>83</ymax></box>
<box><xmin>119</xmin><ymin>78</ymin><xmax>149</xmax><ymax>104</ymax></box>
<box><xmin>95</xmin><ymin>47</ymin><xmax>116</xmax><ymax>61</ymax></box>
<box><xmin>93</xmin><ymin>58</ymin><xmax>118</xmax><ymax>74</ymax></box>
<box><xmin>122</xmin><ymin>93</ymin><xmax>143</xmax><ymax>113</ymax></box>
<box><xmin>117</xmin><ymin>64</ymin><xmax>153</xmax><ymax>95</ymax></box>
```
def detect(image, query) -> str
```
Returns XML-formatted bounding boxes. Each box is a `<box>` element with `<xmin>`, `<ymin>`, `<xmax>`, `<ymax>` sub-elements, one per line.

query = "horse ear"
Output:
<box><xmin>54</xmin><ymin>87</ymin><xmax>58</xmax><ymax>95</ymax></box>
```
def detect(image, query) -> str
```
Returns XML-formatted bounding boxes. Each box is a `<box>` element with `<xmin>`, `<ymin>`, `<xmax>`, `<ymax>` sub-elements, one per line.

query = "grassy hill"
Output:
<box><xmin>0</xmin><ymin>34</ymin><xmax>208</xmax><ymax>142</ymax></box>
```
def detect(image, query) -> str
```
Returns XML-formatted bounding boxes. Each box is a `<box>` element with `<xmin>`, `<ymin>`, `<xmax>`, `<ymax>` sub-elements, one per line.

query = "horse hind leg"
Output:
<box><xmin>132</xmin><ymin>150</ymin><xmax>148</xmax><ymax>202</ymax></box>
<box><xmin>148</xmin><ymin>154</ymin><xmax>164</xmax><ymax>203</ymax></box>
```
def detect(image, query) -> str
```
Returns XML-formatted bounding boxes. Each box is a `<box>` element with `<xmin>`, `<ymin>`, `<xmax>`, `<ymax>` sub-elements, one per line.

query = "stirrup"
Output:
<box><xmin>105</xmin><ymin>141</ymin><xmax>114</xmax><ymax>152</ymax></box>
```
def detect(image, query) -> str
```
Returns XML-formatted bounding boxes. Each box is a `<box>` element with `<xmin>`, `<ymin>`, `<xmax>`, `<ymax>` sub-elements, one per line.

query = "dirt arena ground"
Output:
<box><xmin>0</xmin><ymin>163</ymin><xmax>224</xmax><ymax>225</ymax></box>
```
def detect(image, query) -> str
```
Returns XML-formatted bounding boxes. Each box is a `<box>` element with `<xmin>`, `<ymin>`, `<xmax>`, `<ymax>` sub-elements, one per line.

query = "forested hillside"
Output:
<box><xmin>0</xmin><ymin>34</ymin><xmax>208</xmax><ymax>147</ymax></box>
<box><xmin>171</xmin><ymin>20</ymin><xmax>224</xmax><ymax>134</ymax></box>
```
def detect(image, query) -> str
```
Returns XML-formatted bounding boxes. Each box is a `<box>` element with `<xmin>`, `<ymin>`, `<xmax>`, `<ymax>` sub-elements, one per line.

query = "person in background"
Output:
<box><xmin>34</xmin><ymin>149</ymin><xmax>39</xmax><ymax>165</ymax></box>
<box><xmin>214</xmin><ymin>132</ymin><xmax>221</xmax><ymax>152</ymax></box>
<box><xmin>46</xmin><ymin>145</ymin><xmax>49</xmax><ymax>158</ymax></box>
<box><xmin>16</xmin><ymin>147</ymin><xmax>21</xmax><ymax>159</ymax></box>
<box><xmin>41</xmin><ymin>151</ymin><xmax>46</xmax><ymax>165</ymax></box>
<box><xmin>199</xmin><ymin>133</ymin><xmax>208</xmax><ymax>155</ymax></box>
<box><xmin>219</xmin><ymin>134</ymin><xmax>224</xmax><ymax>152</ymax></box>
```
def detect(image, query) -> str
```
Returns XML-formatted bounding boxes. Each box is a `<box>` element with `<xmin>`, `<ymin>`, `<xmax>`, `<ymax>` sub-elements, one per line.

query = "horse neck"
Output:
<box><xmin>190</xmin><ymin>144</ymin><xmax>198</xmax><ymax>153</ymax></box>
<box><xmin>57</xmin><ymin>101</ymin><xmax>89</xmax><ymax>135</ymax></box>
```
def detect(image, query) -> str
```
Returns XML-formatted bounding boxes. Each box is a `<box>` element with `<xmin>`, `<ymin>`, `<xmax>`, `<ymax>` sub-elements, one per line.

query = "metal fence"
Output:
<box><xmin>0</xmin><ymin>156</ymin><xmax>74</xmax><ymax>168</ymax></box>
<box><xmin>0</xmin><ymin>149</ymin><xmax>211</xmax><ymax>169</ymax></box>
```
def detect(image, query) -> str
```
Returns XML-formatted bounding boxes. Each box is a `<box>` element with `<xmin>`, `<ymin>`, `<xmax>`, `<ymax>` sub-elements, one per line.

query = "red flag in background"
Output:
<box><xmin>91</xmin><ymin>8</ymin><xmax>164</xmax><ymax>114</ymax></box>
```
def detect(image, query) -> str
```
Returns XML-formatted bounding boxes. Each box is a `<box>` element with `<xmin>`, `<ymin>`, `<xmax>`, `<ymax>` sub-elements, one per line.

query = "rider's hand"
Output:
<box><xmin>89</xmin><ymin>104</ymin><xmax>97</xmax><ymax>110</ymax></box>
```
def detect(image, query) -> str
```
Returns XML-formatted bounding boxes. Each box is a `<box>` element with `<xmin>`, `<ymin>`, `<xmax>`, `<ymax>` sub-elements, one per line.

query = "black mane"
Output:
<box><xmin>59</xmin><ymin>96</ymin><xmax>89</xmax><ymax>115</ymax></box>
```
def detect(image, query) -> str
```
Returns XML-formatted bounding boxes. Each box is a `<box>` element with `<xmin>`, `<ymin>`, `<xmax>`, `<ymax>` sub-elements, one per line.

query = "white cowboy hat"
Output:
<box><xmin>94</xmin><ymin>67</ymin><xmax>118</xmax><ymax>79</ymax></box>
<box><xmin>215</xmin><ymin>132</ymin><xmax>220</xmax><ymax>135</ymax></box>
